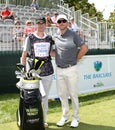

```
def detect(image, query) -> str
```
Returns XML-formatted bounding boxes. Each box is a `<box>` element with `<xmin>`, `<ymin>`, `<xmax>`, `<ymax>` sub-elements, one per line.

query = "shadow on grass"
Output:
<box><xmin>0</xmin><ymin>93</ymin><xmax>19</xmax><ymax>101</ymax></box>
<box><xmin>47</xmin><ymin>122</ymin><xmax>115</xmax><ymax>130</ymax></box>
<box><xmin>0</xmin><ymin>89</ymin><xmax>115</xmax><ymax>102</ymax></box>
<box><xmin>79</xmin><ymin>89</ymin><xmax>115</xmax><ymax>103</ymax></box>
<box><xmin>48</xmin><ymin>89</ymin><xmax>115</xmax><ymax>113</ymax></box>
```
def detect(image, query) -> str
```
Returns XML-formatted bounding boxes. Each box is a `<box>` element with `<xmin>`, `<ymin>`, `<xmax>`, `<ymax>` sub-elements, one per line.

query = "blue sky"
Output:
<box><xmin>88</xmin><ymin>0</ymin><xmax>115</xmax><ymax>19</ymax></box>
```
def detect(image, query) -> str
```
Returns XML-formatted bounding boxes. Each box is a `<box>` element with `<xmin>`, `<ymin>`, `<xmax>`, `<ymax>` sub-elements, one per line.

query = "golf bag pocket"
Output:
<box><xmin>24</xmin><ymin>100</ymin><xmax>42</xmax><ymax>124</ymax></box>
<box><xmin>21</xmin><ymin>88</ymin><xmax>42</xmax><ymax>104</ymax></box>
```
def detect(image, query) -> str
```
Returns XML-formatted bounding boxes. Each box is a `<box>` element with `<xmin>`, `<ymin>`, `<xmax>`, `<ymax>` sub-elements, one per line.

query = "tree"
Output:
<box><xmin>108</xmin><ymin>7</ymin><xmax>115</xmax><ymax>23</ymax></box>
<box><xmin>64</xmin><ymin>0</ymin><xmax>104</xmax><ymax>21</ymax></box>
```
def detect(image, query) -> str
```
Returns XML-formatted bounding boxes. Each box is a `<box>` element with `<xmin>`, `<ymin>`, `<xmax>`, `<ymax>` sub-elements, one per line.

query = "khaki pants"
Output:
<box><xmin>56</xmin><ymin>65</ymin><xmax>79</xmax><ymax>121</ymax></box>
<box><xmin>42</xmin><ymin>75</ymin><xmax>52</xmax><ymax>122</ymax></box>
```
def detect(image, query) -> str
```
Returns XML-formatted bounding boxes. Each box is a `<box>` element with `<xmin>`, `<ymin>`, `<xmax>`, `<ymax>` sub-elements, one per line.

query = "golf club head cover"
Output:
<box><xmin>34</xmin><ymin>59</ymin><xmax>45</xmax><ymax>70</ymax></box>
<box><xmin>16</xmin><ymin>63</ymin><xmax>25</xmax><ymax>72</ymax></box>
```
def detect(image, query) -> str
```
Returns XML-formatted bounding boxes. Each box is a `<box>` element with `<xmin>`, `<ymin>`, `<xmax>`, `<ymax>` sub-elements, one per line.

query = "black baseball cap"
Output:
<box><xmin>36</xmin><ymin>17</ymin><xmax>46</xmax><ymax>23</ymax></box>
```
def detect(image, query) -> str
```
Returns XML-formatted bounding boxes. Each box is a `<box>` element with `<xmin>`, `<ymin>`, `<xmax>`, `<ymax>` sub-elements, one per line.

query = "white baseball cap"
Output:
<box><xmin>56</xmin><ymin>14</ymin><xmax>68</xmax><ymax>23</ymax></box>
<box><xmin>70</xmin><ymin>17</ymin><xmax>74</xmax><ymax>20</ymax></box>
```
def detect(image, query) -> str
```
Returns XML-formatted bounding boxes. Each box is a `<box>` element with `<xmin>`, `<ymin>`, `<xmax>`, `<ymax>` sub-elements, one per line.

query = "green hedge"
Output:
<box><xmin>86</xmin><ymin>49</ymin><xmax>115</xmax><ymax>55</ymax></box>
<box><xmin>0</xmin><ymin>51</ymin><xmax>22</xmax><ymax>94</ymax></box>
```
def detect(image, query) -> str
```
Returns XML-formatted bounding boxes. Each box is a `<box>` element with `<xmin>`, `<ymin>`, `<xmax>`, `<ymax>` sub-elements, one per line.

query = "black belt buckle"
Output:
<box><xmin>58</xmin><ymin>64</ymin><xmax>73</xmax><ymax>68</ymax></box>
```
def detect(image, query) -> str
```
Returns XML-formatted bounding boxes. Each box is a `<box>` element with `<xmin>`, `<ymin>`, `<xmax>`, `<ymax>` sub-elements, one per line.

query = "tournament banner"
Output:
<box><xmin>49</xmin><ymin>55</ymin><xmax>115</xmax><ymax>98</ymax></box>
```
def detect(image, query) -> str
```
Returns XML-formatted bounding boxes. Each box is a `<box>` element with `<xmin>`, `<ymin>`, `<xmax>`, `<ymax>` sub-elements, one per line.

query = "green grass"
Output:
<box><xmin>0</xmin><ymin>89</ymin><xmax>115</xmax><ymax>130</ymax></box>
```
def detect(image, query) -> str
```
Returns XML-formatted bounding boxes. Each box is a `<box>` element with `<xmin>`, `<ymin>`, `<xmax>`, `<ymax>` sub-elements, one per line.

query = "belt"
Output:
<box><xmin>57</xmin><ymin>64</ymin><xmax>76</xmax><ymax>68</ymax></box>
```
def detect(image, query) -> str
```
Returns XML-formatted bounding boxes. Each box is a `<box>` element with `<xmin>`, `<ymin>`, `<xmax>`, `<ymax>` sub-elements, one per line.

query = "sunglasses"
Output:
<box><xmin>57</xmin><ymin>19</ymin><xmax>67</xmax><ymax>24</ymax></box>
<box><xmin>27</xmin><ymin>22</ymin><xmax>31</xmax><ymax>24</ymax></box>
<box><xmin>37</xmin><ymin>22</ymin><xmax>45</xmax><ymax>24</ymax></box>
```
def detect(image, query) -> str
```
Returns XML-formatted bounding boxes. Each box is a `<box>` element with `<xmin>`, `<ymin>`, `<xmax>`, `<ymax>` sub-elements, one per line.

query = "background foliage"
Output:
<box><xmin>1</xmin><ymin>0</ymin><xmax>115</xmax><ymax>22</ymax></box>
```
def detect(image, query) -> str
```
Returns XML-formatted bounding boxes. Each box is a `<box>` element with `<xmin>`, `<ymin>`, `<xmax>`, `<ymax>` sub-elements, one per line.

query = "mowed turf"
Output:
<box><xmin>0</xmin><ymin>98</ymin><xmax>115</xmax><ymax>130</ymax></box>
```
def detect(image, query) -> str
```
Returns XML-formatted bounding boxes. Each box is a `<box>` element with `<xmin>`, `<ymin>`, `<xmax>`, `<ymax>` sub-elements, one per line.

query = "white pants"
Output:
<box><xmin>41</xmin><ymin>75</ymin><xmax>52</xmax><ymax>122</ymax></box>
<box><xmin>56</xmin><ymin>65</ymin><xmax>79</xmax><ymax>121</ymax></box>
